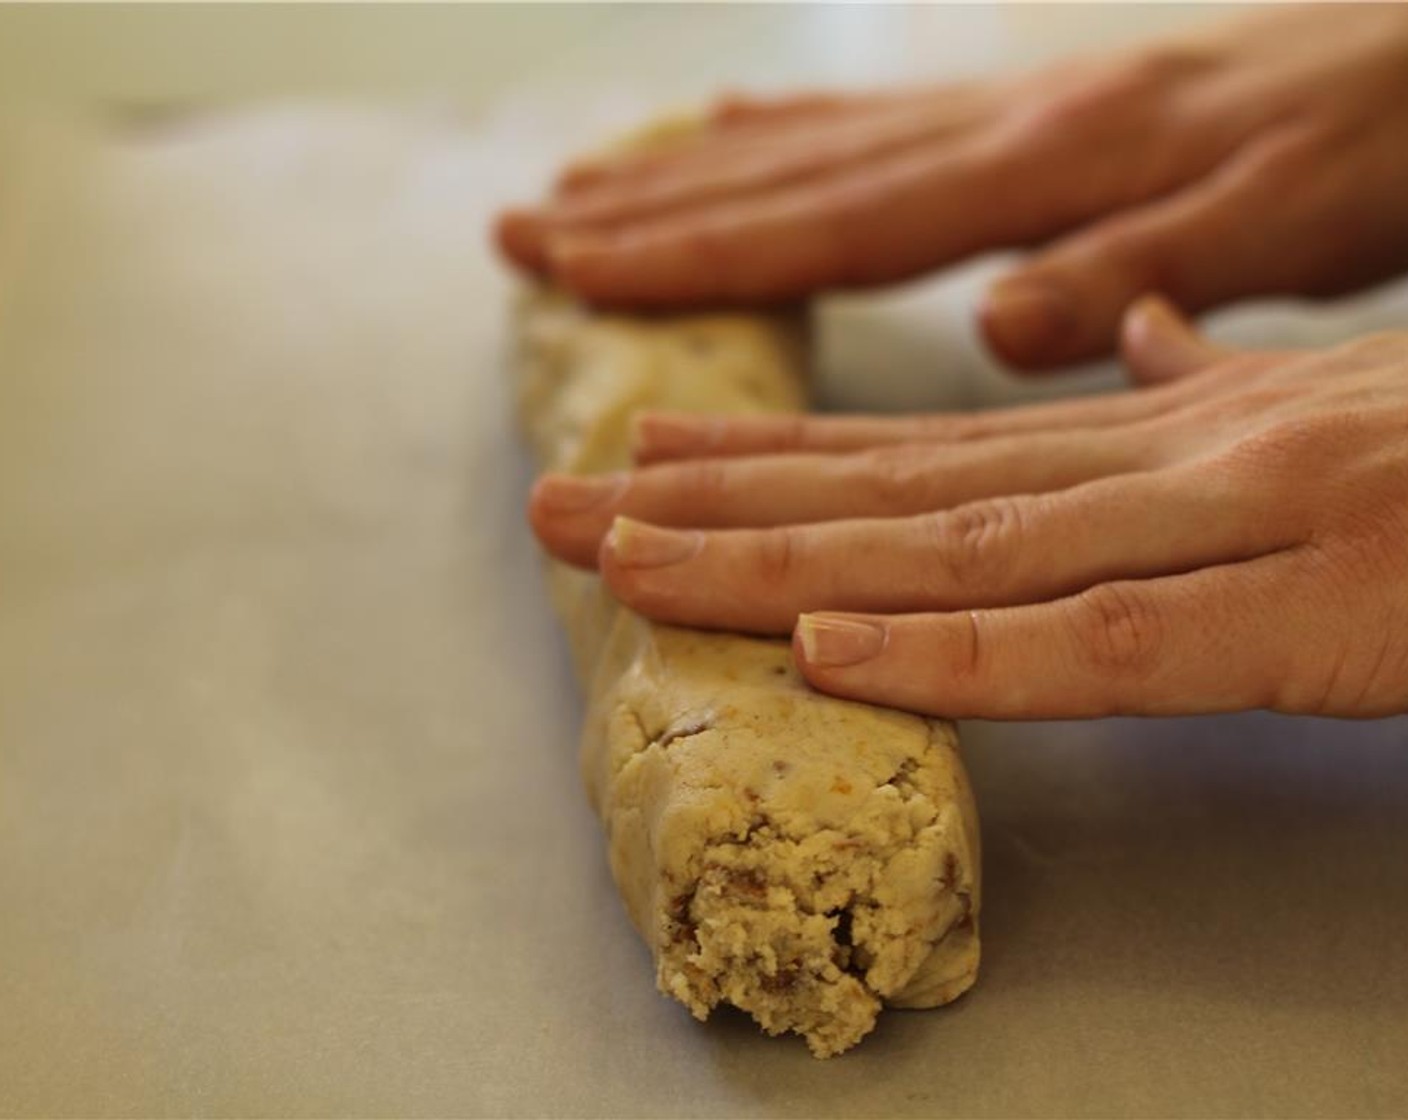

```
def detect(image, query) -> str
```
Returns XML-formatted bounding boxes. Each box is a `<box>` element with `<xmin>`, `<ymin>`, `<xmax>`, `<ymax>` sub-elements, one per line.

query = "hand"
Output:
<box><xmin>497</xmin><ymin>5</ymin><xmax>1408</xmax><ymax>370</ymax></box>
<box><xmin>529</xmin><ymin>299</ymin><xmax>1408</xmax><ymax>720</ymax></box>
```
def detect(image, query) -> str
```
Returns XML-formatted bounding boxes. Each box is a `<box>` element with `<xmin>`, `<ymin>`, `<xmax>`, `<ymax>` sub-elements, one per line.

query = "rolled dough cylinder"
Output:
<box><xmin>513</xmin><ymin>291</ymin><xmax>982</xmax><ymax>1057</ymax></box>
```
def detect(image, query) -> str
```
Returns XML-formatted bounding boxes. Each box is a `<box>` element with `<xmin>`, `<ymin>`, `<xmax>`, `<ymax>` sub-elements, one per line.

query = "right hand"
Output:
<box><xmin>497</xmin><ymin>5</ymin><xmax>1408</xmax><ymax>371</ymax></box>
<box><xmin>529</xmin><ymin>300</ymin><xmax>1408</xmax><ymax>720</ymax></box>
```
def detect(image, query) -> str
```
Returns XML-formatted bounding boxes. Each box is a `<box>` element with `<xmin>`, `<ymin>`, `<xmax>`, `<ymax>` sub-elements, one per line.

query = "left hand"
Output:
<box><xmin>497</xmin><ymin>6</ymin><xmax>1408</xmax><ymax>370</ymax></box>
<box><xmin>529</xmin><ymin>298</ymin><xmax>1408</xmax><ymax>720</ymax></box>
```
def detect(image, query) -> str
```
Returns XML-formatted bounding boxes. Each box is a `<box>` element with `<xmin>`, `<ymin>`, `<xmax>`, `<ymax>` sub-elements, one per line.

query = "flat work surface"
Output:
<box><xmin>2</xmin><ymin>7</ymin><xmax>1408</xmax><ymax>1118</ymax></box>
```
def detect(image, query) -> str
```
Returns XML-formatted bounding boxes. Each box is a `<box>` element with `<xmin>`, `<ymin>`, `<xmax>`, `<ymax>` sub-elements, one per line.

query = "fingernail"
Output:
<box><xmin>796</xmin><ymin>614</ymin><xmax>888</xmax><ymax>668</ymax></box>
<box><xmin>982</xmin><ymin>279</ymin><xmax>1079</xmax><ymax>362</ymax></box>
<box><xmin>606</xmin><ymin>516</ymin><xmax>702</xmax><ymax>569</ymax></box>
<box><xmin>534</xmin><ymin>472</ymin><xmax>626</xmax><ymax>514</ymax></box>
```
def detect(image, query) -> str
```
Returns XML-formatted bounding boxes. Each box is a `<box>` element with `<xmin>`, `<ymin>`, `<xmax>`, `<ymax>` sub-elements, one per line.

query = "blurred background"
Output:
<box><xmin>0</xmin><ymin>5</ymin><xmax>1241</xmax><ymax>108</ymax></box>
<box><xmin>4</xmin><ymin>1</ymin><xmax>1403</xmax><ymax>412</ymax></box>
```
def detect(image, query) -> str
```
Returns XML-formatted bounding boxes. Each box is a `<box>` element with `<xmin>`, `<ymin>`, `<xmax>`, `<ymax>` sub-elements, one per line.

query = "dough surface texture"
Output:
<box><xmin>514</xmin><ymin>291</ymin><xmax>981</xmax><ymax>1057</ymax></box>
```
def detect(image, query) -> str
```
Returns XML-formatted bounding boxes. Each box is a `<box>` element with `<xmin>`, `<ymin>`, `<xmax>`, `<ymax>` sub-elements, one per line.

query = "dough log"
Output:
<box><xmin>514</xmin><ymin>291</ymin><xmax>981</xmax><ymax>1057</ymax></box>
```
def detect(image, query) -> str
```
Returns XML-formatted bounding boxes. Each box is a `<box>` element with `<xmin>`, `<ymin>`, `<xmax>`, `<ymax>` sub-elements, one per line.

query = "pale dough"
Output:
<box><xmin>513</xmin><ymin>290</ymin><xmax>982</xmax><ymax>1057</ymax></box>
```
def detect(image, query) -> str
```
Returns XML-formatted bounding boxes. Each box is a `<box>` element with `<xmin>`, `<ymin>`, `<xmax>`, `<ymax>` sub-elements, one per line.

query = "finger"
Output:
<box><xmin>554</xmin><ymin>108</ymin><xmax>822</xmax><ymax>197</ymax></box>
<box><xmin>710</xmin><ymin>82</ymin><xmax>992</xmax><ymax>128</ymax></box>
<box><xmin>557</xmin><ymin>93</ymin><xmax>970</xmax><ymax>203</ymax></box>
<box><xmin>793</xmin><ymin>549</ymin><xmax>1310</xmax><ymax>719</ymax></box>
<box><xmin>1119</xmin><ymin>295</ymin><xmax>1232</xmax><ymax>384</ymax></box>
<box><xmin>599</xmin><ymin>459</ymin><xmax>1302</xmax><ymax>632</ymax></box>
<box><xmin>549</xmin><ymin>63</ymin><xmax>1255</xmax><ymax>307</ymax></box>
<box><xmin>495</xmin><ymin>207</ymin><xmax>552</xmax><ymax>274</ymax></box>
<box><xmin>516</xmin><ymin>98</ymin><xmax>994</xmax><ymax>275</ymax></box>
<box><xmin>1119</xmin><ymin>296</ymin><xmax>1300</xmax><ymax>393</ymax></box>
<box><xmin>507</xmin><ymin>125</ymin><xmax>894</xmax><ymax>271</ymax></box>
<box><xmin>554</xmin><ymin>92</ymin><xmax>888</xmax><ymax>197</ymax></box>
<box><xmin>980</xmin><ymin>129</ymin><xmax>1319</xmax><ymax>371</ymax></box>
<box><xmin>530</xmin><ymin>427</ymin><xmax>1162</xmax><ymax>568</ymax></box>
<box><xmin>546</xmin><ymin>103</ymin><xmax>986</xmax><ymax>232</ymax></box>
<box><xmin>710</xmin><ymin>90</ymin><xmax>891</xmax><ymax>127</ymax></box>
<box><xmin>632</xmin><ymin>375</ymin><xmax>1199</xmax><ymax>464</ymax></box>
<box><xmin>545</xmin><ymin>127</ymin><xmax>1111</xmax><ymax>306</ymax></box>
<box><xmin>529</xmin><ymin>108</ymin><xmax>874</xmax><ymax>252</ymax></box>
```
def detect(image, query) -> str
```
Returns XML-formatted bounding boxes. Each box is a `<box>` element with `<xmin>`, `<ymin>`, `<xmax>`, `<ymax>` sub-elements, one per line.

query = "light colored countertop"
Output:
<box><xmin>1</xmin><ymin>7</ymin><xmax>1407</xmax><ymax>1117</ymax></box>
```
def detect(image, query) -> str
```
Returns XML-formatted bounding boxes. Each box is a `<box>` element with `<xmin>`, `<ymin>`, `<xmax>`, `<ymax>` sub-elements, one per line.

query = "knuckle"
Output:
<box><xmin>950</xmin><ymin>610</ymin><xmax>986</xmax><ymax>684</ymax></box>
<box><xmin>678</xmin><ymin>457</ymin><xmax>731</xmax><ymax>506</ymax></box>
<box><xmin>1212</xmin><ymin>383</ymin><xmax>1305</xmax><ymax>428</ymax></box>
<box><xmin>1291</xmin><ymin>641</ymin><xmax>1357</xmax><ymax>716</ymax></box>
<box><xmin>1067</xmin><ymin>215</ymin><xmax>1172</xmax><ymax>294</ymax></box>
<box><xmin>1229</xmin><ymin>412</ymin><xmax>1366</xmax><ymax>476</ymax></box>
<box><xmin>1350</xmin><ymin>631</ymin><xmax>1408</xmax><ymax>716</ymax></box>
<box><xmin>1226</xmin><ymin>130</ymin><xmax>1350</xmax><ymax>287</ymax></box>
<box><xmin>925</xmin><ymin>498</ymin><xmax>1025</xmax><ymax>593</ymax></box>
<box><xmin>858</xmin><ymin>446</ymin><xmax>928</xmax><ymax>512</ymax></box>
<box><xmin>923</xmin><ymin>414</ymin><xmax>989</xmax><ymax>442</ymax></box>
<box><xmin>776</xmin><ymin>412</ymin><xmax>811</xmax><ymax>452</ymax></box>
<box><xmin>1266</xmin><ymin>560</ymin><xmax>1364</xmax><ymax>714</ymax></box>
<box><xmin>1009</xmin><ymin>47</ymin><xmax>1199</xmax><ymax>141</ymax></box>
<box><xmin>1120</xmin><ymin>44</ymin><xmax>1212</xmax><ymax>86</ymax></box>
<box><xmin>1255</xmin><ymin>550</ymin><xmax>1408</xmax><ymax>718</ymax></box>
<box><xmin>1234</xmin><ymin>122</ymin><xmax>1332</xmax><ymax>189</ymax></box>
<box><xmin>1067</xmin><ymin>582</ymin><xmax>1165</xmax><ymax>678</ymax></box>
<box><xmin>750</xmin><ymin>525</ymin><xmax>804</xmax><ymax>588</ymax></box>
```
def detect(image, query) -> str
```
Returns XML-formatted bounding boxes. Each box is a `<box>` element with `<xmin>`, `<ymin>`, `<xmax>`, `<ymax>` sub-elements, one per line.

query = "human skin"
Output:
<box><xmin>496</xmin><ymin>4</ymin><xmax>1408</xmax><ymax>370</ymax></box>
<box><xmin>529</xmin><ymin>300</ymin><xmax>1408</xmax><ymax>720</ymax></box>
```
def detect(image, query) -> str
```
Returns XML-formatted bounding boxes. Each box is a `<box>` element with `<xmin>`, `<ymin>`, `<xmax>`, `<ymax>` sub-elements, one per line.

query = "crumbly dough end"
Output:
<box><xmin>582</xmin><ymin>616</ymin><xmax>979</xmax><ymax>1058</ymax></box>
<box><xmin>514</xmin><ymin>289</ymin><xmax>981</xmax><ymax>1056</ymax></box>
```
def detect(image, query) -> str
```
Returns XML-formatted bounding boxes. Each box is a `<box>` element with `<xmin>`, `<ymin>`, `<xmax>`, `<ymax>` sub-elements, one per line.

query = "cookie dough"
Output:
<box><xmin>513</xmin><ymin>291</ymin><xmax>981</xmax><ymax>1056</ymax></box>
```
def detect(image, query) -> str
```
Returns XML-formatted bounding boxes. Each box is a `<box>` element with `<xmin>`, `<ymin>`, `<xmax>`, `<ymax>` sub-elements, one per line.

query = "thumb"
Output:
<box><xmin>978</xmin><ymin>133</ymin><xmax>1303</xmax><ymax>373</ymax></box>
<box><xmin>1119</xmin><ymin>296</ymin><xmax>1230</xmax><ymax>385</ymax></box>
